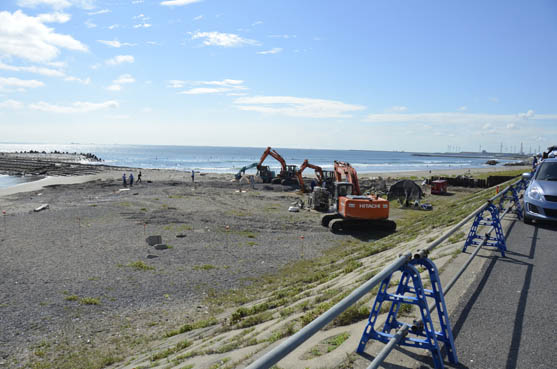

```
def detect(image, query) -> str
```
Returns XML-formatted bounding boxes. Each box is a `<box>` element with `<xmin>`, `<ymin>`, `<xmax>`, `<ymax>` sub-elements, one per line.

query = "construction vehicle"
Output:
<box><xmin>321</xmin><ymin>161</ymin><xmax>396</xmax><ymax>233</ymax></box>
<box><xmin>234</xmin><ymin>162</ymin><xmax>258</xmax><ymax>180</ymax></box>
<box><xmin>431</xmin><ymin>179</ymin><xmax>448</xmax><ymax>195</ymax></box>
<box><xmin>296</xmin><ymin>159</ymin><xmax>325</xmax><ymax>192</ymax></box>
<box><xmin>257</xmin><ymin>147</ymin><xmax>298</xmax><ymax>185</ymax></box>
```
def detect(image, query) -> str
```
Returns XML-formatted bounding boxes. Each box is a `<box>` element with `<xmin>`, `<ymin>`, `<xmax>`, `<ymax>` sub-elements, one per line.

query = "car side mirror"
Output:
<box><xmin>522</xmin><ymin>172</ymin><xmax>532</xmax><ymax>180</ymax></box>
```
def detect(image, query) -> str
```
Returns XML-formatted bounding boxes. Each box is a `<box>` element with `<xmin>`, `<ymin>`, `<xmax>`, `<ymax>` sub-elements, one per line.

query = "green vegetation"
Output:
<box><xmin>150</xmin><ymin>339</ymin><xmax>192</xmax><ymax>361</ymax></box>
<box><xmin>166</xmin><ymin>317</ymin><xmax>218</xmax><ymax>337</ymax></box>
<box><xmin>80</xmin><ymin>297</ymin><xmax>101</xmax><ymax>305</ymax></box>
<box><xmin>193</xmin><ymin>264</ymin><xmax>217</xmax><ymax>271</ymax></box>
<box><xmin>126</xmin><ymin>261</ymin><xmax>155</xmax><ymax>271</ymax></box>
<box><xmin>325</xmin><ymin>332</ymin><xmax>350</xmax><ymax>352</ymax></box>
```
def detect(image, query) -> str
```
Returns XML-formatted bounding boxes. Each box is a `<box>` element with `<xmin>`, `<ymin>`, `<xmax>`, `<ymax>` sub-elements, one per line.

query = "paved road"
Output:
<box><xmin>447</xmin><ymin>219</ymin><xmax>557</xmax><ymax>369</ymax></box>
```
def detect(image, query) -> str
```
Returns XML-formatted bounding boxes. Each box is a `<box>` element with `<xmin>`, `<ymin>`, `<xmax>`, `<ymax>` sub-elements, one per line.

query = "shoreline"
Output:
<box><xmin>0</xmin><ymin>165</ymin><xmax>530</xmax><ymax>199</ymax></box>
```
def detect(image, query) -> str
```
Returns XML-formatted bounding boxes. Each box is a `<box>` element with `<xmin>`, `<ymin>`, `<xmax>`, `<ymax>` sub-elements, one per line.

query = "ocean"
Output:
<box><xmin>0</xmin><ymin>143</ymin><xmax>515</xmax><ymax>188</ymax></box>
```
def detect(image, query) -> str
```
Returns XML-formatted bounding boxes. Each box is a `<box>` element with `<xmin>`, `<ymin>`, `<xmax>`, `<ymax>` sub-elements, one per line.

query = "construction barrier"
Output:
<box><xmin>246</xmin><ymin>178</ymin><xmax>527</xmax><ymax>369</ymax></box>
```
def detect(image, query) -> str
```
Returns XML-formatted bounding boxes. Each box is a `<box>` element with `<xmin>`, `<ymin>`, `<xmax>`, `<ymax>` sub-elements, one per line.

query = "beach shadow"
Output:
<box><xmin>340</xmin><ymin>228</ymin><xmax>396</xmax><ymax>242</ymax></box>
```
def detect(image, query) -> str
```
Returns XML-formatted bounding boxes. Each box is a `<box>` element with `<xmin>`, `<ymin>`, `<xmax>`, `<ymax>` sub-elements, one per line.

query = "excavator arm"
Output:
<box><xmin>235</xmin><ymin>162</ymin><xmax>258</xmax><ymax>180</ymax></box>
<box><xmin>257</xmin><ymin>147</ymin><xmax>287</xmax><ymax>174</ymax></box>
<box><xmin>333</xmin><ymin>160</ymin><xmax>361</xmax><ymax>195</ymax></box>
<box><xmin>296</xmin><ymin>159</ymin><xmax>324</xmax><ymax>192</ymax></box>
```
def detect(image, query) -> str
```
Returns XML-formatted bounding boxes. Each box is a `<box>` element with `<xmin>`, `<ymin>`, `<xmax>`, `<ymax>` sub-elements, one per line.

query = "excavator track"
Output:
<box><xmin>322</xmin><ymin>214</ymin><xmax>396</xmax><ymax>233</ymax></box>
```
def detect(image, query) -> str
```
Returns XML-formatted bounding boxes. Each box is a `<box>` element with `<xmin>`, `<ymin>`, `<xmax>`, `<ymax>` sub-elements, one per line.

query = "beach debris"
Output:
<box><xmin>176</xmin><ymin>234</ymin><xmax>187</xmax><ymax>238</ymax></box>
<box><xmin>154</xmin><ymin>244</ymin><xmax>169</xmax><ymax>250</ymax></box>
<box><xmin>146</xmin><ymin>235</ymin><xmax>162</xmax><ymax>246</ymax></box>
<box><xmin>288</xmin><ymin>206</ymin><xmax>300</xmax><ymax>212</ymax></box>
<box><xmin>34</xmin><ymin>204</ymin><xmax>49</xmax><ymax>212</ymax></box>
<box><xmin>388</xmin><ymin>180</ymin><xmax>424</xmax><ymax>207</ymax></box>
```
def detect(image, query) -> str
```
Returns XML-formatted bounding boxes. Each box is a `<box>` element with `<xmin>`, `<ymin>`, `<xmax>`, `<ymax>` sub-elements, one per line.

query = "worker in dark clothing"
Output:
<box><xmin>191</xmin><ymin>170</ymin><xmax>195</xmax><ymax>183</ymax></box>
<box><xmin>137</xmin><ymin>171</ymin><xmax>142</xmax><ymax>183</ymax></box>
<box><xmin>122</xmin><ymin>173</ymin><xmax>127</xmax><ymax>187</ymax></box>
<box><xmin>129</xmin><ymin>173</ymin><xmax>134</xmax><ymax>187</ymax></box>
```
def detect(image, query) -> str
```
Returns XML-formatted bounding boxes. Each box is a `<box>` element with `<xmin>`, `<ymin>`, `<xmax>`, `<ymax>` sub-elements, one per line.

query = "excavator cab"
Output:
<box><xmin>335</xmin><ymin>182</ymin><xmax>353</xmax><ymax>198</ymax></box>
<box><xmin>257</xmin><ymin>166</ymin><xmax>275</xmax><ymax>183</ymax></box>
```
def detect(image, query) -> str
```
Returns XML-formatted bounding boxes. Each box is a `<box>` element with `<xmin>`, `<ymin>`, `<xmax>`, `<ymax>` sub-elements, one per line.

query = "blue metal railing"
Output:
<box><xmin>246</xmin><ymin>178</ymin><xmax>526</xmax><ymax>369</ymax></box>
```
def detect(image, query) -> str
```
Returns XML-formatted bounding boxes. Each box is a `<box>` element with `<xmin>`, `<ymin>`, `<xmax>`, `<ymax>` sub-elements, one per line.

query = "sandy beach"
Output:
<box><xmin>0</xmin><ymin>162</ymin><xmax>529</xmax><ymax>368</ymax></box>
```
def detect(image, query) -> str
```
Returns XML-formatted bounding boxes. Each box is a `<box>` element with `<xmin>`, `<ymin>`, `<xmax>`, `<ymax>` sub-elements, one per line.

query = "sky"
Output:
<box><xmin>0</xmin><ymin>0</ymin><xmax>556</xmax><ymax>153</ymax></box>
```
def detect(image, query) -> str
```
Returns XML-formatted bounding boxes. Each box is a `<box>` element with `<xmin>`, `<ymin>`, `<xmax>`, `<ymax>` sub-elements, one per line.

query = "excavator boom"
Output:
<box><xmin>296</xmin><ymin>159</ymin><xmax>325</xmax><ymax>192</ymax></box>
<box><xmin>333</xmin><ymin>160</ymin><xmax>361</xmax><ymax>195</ymax></box>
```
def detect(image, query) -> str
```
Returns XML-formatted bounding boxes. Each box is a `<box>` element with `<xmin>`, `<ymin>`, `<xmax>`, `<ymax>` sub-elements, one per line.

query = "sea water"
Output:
<box><xmin>0</xmin><ymin>174</ymin><xmax>43</xmax><ymax>189</ymax></box>
<box><xmin>0</xmin><ymin>143</ymin><xmax>514</xmax><ymax>175</ymax></box>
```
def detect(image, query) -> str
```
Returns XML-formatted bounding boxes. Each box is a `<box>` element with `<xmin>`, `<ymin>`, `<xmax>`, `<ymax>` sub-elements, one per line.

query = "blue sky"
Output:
<box><xmin>1</xmin><ymin>0</ymin><xmax>556</xmax><ymax>153</ymax></box>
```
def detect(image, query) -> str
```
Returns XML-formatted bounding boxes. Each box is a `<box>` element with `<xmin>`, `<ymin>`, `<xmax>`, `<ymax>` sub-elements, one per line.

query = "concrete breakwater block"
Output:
<box><xmin>146</xmin><ymin>235</ymin><xmax>162</xmax><ymax>246</ymax></box>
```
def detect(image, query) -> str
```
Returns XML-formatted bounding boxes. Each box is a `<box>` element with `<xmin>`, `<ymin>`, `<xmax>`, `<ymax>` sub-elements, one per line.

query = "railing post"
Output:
<box><xmin>358</xmin><ymin>257</ymin><xmax>457</xmax><ymax>369</ymax></box>
<box><xmin>463</xmin><ymin>201</ymin><xmax>506</xmax><ymax>257</ymax></box>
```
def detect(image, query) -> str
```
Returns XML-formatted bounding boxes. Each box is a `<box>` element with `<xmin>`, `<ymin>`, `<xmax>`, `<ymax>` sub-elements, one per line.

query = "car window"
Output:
<box><xmin>536</xmin><ymin>162</ymin><xmax>557</xmax><ymax>181</ymax></box>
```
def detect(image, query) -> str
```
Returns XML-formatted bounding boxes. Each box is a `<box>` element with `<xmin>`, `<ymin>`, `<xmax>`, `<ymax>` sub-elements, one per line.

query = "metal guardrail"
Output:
<box><xmin>246</xmin><ymin>178</ymin><xmax>524</xmax><ymax>369</ymax></box>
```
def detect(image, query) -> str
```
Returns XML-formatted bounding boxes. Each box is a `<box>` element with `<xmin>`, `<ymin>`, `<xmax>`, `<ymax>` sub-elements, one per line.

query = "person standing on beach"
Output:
<box><xmin>129</xmin><ymin>173</ymin><xmax>134</xmax><ymax>187</ymax></box>
<box><xmin>137</xmin><ymin>171</ymin><xmax>142</xmax><ymax>183</ymax></box>
<box><xmin>122</xmin><ymin>173</ymin><xmax>127</xmax><ymax>187</ymax></box>
<box><xmin>191</xmin><ymin>170</ymin><xmax>195</xmax><ymax>183</ymax></box>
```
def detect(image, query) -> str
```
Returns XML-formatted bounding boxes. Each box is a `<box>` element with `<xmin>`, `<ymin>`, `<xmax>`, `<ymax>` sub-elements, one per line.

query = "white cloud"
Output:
<box><xmin>161</xmin><ymin>0</ymin><xmax>202</xmax><ymax>6</ymax></box>
<box><xmin>37</xmin><ymin>12</ymin><xmax>71</xmax><ymax>23</ymax></box>
<box><xmin>108</xmin><ymin>24</ymin><xmax>119</xmax><ymax>30</ymax></box>
<box><xmin>88</xmin><ymin>9</ymin><xmax>110</xmax><ymax>15</ymax></box>
<box><xmin>84</xmin><ymin>19</ymin><xmax>97</xmax><ymax>28</ymax></box>
<box><xmin>29</xmin><ymin>100</ymin><xmax>119</xmax><ymax>113</ymax></box>
<box><xmin>133</xmin><ymin>23</ymin><xmax>152</xmax><ymax>28</ymax></box>
<box><xmin>106</xmin><ymin>55</ymin><xmax>135</xmax><ymax>65</ymax></box>
<box><xmin>179</xmin><ymin>79</ymin><xmax>247</xmax><ymax>95</ymax></box>
<box><xmin>17</xmin><ymin>0</ymin><xmax>95</xmax><ymax>9</ymax></box>
<box><xmin>113</xmin><ymin>74</ymin><xmax>135</xmax><ymax>84</ymax></box>
<box><xmin>257</xmin><ymin>47</ymin><xmax>282</xmax><ymax>55</ymax></box>
<box><xmin>269</xmin><ymin>34</ymin><xmax>296</xmax><ymax>39</ymax></box>
<box><xmin>0</xmin><ymin>100</ymin><xmax>24</xmax><ymax>109</ymax></box>
<box><xmin>107</xmin><ymin>74</ymin><xmax>134</xmax><ymax>91</ymax></box>
<box><xmin>64</xmin><ymin>76</ymin><xmax>90</xmax><ymax>84</ymax></box>
<box><xmin>457</xmin><ymin>105</ymin><xmax>468</xmax><ymax>111</ymax></box>
<box><xmin>506</xmin><ymin>123</ymin><xmax>517</xmax><ymax>129</ymax></box>
<box><xmin>364</xmin><ymin>111</ymin><xmax>556</xmax><ymax>125</ymax></box>
<box><xmin>107</xmin><ymin>84</ymin><xmax>121</xmax><ymax>91</ymax></box>
<box><xmin>191</xmin><ymin>31</ymin><xmax>259</xmax><ymax>47</ymax></box>
<box><xmin>389</xmin><ymin>105</ymin><xmax>408</xmax><ymax>112</ymax></box>
<box><xmin>193</xmin><ymin>15</ymin><xmax>203</xmax><ymax>21</ymax></box>
<box><xmin>0</xmin><ymin>10</ymin><xmax>88</xmax><ymax>63</ymax></box>
<box><xmin>0</xmin><ymin>77</ymin><xmax>45</xmax><ymax>91</ymax></box>
<box><xmin>234</xmin><ymin>96</ymin><xmax>366</xmax><ymax>118</ymax></box>
<box><xmin>0</xmin><ymin>62</ymin><xmax>65</xmax><ymax>77</ymax></box>
<box><xmin>252</xmin><ymin>20</ymin><xmax>263</xmax><ymax>26</ymax></box>
<box><xmin>98</xmin><ymin>39</ymin><xmax>135</xmax><ymax>48</ymax></box>
<box><xmin>518</xmin><ymin>109</ymin><xmax>535</xmax><ymax>119</ymax></box>
<box><xmin>17</xmin><ymin>0</ymin><xmax>71</xmax><ymax>9</ymax></box>
<box><xmin>488</xmin><ymin>97</ymin><xmax>499</xmax><ymax>103</ymax></box>
<box><xmin>167</xmin><ymin>80</ymin><xmax>185</xmax><ymax>88</ymax></box>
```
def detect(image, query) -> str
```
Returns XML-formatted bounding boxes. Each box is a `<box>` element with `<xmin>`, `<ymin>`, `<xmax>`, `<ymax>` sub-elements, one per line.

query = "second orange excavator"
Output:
<box><xmin>296</xmin><ymin>159</ymin><xmax>324</xmax><ymax>192</ymax></box>
<box><xmin>321</xmin><ymin>160</ymin><xmax>396</xmax><ymax>233</ymax></box>
<box><xmin>257</xmin><ymin>147</ymin><xmax>298</xmax><ymax>185</ymax></box>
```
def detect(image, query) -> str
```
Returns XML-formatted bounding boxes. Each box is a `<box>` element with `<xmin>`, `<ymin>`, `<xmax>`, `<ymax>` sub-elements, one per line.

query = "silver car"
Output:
<box><xmin>523</xmin><ymin>158</ymin><xmax>557</xmax><ymax>224</ymax></box>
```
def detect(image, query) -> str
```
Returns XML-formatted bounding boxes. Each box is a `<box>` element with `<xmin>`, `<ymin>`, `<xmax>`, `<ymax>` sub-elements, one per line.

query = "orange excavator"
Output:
<box><xmin>296</xmin><ymin>159</ymin><xmax>324</xmax><ymax>192</ymax></box>
<box><xmin>321</xmin><ymin>160</ymin><xmax>396</xmax><ymax>233</ymax></box>
<box><xmin>257</xmin><ymin>147</ymin><xmax>298</xmax><ymax>185</ymax></box>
